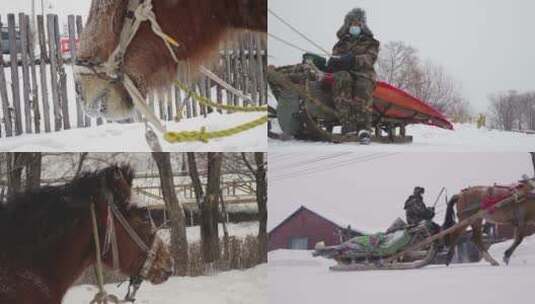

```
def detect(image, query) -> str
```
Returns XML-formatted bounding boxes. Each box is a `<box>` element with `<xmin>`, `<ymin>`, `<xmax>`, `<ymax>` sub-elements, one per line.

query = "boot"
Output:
<box><xmin>358</xmin><ymin>129</ymin><xmax>371</xmax><ymax>145</ymax></box>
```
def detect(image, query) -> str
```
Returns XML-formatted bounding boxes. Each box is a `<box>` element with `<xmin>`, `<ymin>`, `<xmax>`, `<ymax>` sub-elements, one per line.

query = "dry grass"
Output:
<box><xmin>76</xmin><ymin>235</ymin><xmax>265</xmax><ymax>285</ymax></box>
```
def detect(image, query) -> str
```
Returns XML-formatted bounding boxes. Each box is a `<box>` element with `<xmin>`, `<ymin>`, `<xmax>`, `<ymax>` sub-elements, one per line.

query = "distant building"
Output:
<box><xmin>269</xmin><ymin>205</ymin><xmax>364</xmax><ymax>251</ymax></box>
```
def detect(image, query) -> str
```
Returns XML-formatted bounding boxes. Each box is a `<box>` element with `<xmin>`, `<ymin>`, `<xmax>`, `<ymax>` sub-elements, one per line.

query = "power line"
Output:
<box><xmin>271</xmin><ymin>153</ymin><xmax>399</xmax><ymax>182</ymax></box>
<box><xmin>269</xmin><ymin>152</ymin><xmax>352</xmax><ymax>172</ymax></box>
<box><xmin>269</xmin><ymin>8</ymin><xmax>331</xmax><ymax>57</ymax></box>
<box><xmin>270</xmin><ymin>153</ymin><xmax>380</xmax><ymax>178</ymax></box>
<box><xmin>268</xmin><ymin>33</ymin><xmax>319</xmax><ymax>55</ymax></box>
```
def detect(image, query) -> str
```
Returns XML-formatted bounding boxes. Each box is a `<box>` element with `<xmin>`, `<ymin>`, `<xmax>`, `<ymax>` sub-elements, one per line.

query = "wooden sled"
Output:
<box><xmin>268</xmin><ymin>65</ymin><xmax>453</xmax><ymax>144</ymax></box>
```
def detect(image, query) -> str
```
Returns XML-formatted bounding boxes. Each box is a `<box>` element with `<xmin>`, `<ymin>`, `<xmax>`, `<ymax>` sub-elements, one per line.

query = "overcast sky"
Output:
<box><xmin>268</xmin><ymin>152</ymin><xmax>534</xmax><ymax>233</ymax></box>
<box><xmin>269</xmin><ymin>0</ymin><xmax>535</xmax><ymax>113</ymax></box>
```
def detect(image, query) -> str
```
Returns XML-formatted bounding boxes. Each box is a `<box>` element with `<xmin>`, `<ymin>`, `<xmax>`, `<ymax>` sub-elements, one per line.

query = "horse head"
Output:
<box><xmin>75</xmin><ymin>0</ymin><xmax>267</xmax><ymax>121</ymax></box>
<box><xmin>98</xmin><ymin>164</ymin><xmax>174</xmax><ymax>285</ymax></box>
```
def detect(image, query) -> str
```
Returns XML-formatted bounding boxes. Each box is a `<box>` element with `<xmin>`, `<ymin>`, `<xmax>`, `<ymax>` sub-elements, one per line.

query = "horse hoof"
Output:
<box><xmin>503</xmin><ymin>256</ymin><xmax>510</xmax><ymax>265</ymax></box>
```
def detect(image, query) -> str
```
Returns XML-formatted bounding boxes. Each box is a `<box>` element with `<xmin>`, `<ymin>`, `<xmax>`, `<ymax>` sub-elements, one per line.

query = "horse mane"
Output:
<box><xmin>0</xmin><ymin>163</ymin><xmax>136</xmax><ymax>261</ymax></box>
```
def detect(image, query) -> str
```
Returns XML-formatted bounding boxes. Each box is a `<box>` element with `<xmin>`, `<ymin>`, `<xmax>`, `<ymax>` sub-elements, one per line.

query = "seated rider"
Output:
<box><xmin>324</xmin><ymin>8</ymin><xmax>380</xmax><ymax>144</ymax></box>
<box><xmin>404</xmin><ymin>186</ymin><xmax>436</xmax><ymax>225</ymax></box>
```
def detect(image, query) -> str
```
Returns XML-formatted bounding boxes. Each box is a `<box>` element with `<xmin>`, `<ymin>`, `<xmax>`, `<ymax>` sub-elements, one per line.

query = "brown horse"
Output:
<box><xmin>0</xmin><ymin>164</ymin><xmax>173</xmax><ymax>304</ymax></box>
<box><xmin>75</xmin><ymin>0</ymin><xmax>267</xmax><ymax>121</ymax></box>
<box><xmin>442</xmin><ymin>180</ymin><xmax>535</xmax><ymax>266</ymax></box>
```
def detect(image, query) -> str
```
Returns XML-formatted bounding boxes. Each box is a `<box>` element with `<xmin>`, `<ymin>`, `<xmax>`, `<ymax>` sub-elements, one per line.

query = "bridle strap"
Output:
<box><xmin>109</xmin><ymin>202</ymin><xmax>151</xmax><ymax>252</ymax></box>
<box><xmin>103</xmin><ymin>204</ymin><xmax>121</xmax><ymax>272</ymax></box>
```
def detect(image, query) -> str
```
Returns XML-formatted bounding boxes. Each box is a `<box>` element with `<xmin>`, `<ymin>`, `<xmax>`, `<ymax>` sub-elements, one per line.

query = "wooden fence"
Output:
<box><xmin>0</xmin><ymin>13</ymin><xmax>267</xmax><ymax>138</ymax></box>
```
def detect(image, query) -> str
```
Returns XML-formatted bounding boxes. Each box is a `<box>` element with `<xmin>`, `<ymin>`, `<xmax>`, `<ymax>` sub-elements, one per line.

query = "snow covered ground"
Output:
<box><xmin>269</xmin><ymin>122</ymin><xmax>535</xmax><ymax>152</ymax></box>
<box><xmin>0</xmin><ymin>112</ymin><xmax>267</xmax><ymax>152</ymax></box>
<box><xmin>268</xmin><ymin>235</ymin><xmax>535</xmax><ymax>304</ymax></box>
<box><xmin>64</xmin><ymin>264</ymin><xmax>267</xmax><ymax>304</ymax></box>
<box><xmin>158</xmin><ymin>222</ymin><xmax>259</xmax><ymax>243</ymax></box>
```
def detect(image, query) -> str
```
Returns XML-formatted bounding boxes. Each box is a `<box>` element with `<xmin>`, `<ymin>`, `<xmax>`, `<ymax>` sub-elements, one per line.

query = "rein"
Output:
<box><xmin>89</xmin><ymin>197</ymin><xmax>162</xmax><ymax>304</ymax></box>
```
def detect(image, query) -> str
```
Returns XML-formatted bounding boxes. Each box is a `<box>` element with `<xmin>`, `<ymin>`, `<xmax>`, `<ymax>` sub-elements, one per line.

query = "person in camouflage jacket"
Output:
<box><xmin>326</xmin><ymin>8</ymin><xmax>380</xmax><ymax>143</ymax></box>
<box><xmin>404</xmin><ymin>186</ymin><xmax>436</xmax><ymax>225</ymax></box>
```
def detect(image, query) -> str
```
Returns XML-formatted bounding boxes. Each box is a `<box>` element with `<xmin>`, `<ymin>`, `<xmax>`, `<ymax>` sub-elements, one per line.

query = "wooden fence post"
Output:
<box><xmin>177</xmin><ymin>86</ymin><xmax>183</xmax><ymax>121</ymax></box>
<box><xmin>68</xmin><ymin>15</ymin><xmax>83</xmax><ymax>128</ymax></box>
<box><xmin>166</xmin><ymin>87</ymin><xmax>173</xmax><ymax>121</ymax></box>
<box><xmin>223</xmin><ymin>42</ymin><xmax>233</xmax><ymax>107</ymax></box>
<box><xmin>37</xmin><ymin>15</ymin><xmax>51</xmax><ymax>132</ymax></box>
<box><xmin>8</xmin><ymin>14</ymin><xmax>23</xmax><ymax>135</ymax></box>
<box><xmin>75</xmin><ymin>15</ymin><xmax>91</xmax><ymax>127</ymax></box>
<box><xmin>247</xmin><ymin>33</ymin><xmax>260</xmax><ymax>104</ymax></box>
<box><xmin>20</xmin><ymin>13</ymin><xmax>32</xmax><ymax>134</ymax></box>
<box><xmin>54</xmin><ymin>15</ymin><xmax>70</xmax><ymax>130</ymax></box>
<box><xmin>0</xmin><ymin>16</ymin><xmax>13</xmax><ymax>137</ymax></box>
<box><xmin>26</xmin><ymin>15</ymin><xmax>41</xmax><ymax>134</ymax></box>
<box><xmin>255</xmin><ymin>34</ymin><xmax>266</xmax><ymax>105</ymax></box>
<box><xmin>46</xmin><ymin>14</ymin><xmax>62</xmax><ymax>131</ymax></box>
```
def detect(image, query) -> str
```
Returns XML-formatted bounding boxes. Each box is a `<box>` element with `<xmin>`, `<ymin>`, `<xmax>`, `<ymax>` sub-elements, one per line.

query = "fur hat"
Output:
<box><xmin>414</xmin><ymin>186</ymin><xmax>425</xmax><ymax>195</ymax></box>
<box><xmin>337</xmin><ymin>7</ymin><xmax>374</xmax><ymax>39</ymax></box>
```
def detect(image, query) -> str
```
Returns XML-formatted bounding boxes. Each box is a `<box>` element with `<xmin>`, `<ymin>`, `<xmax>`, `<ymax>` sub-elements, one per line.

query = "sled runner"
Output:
<box><xmin>313</xmin><ymin>220</ymin><xmax>438</xmax><ymax>271</ymax></box>
<box><xmin>268</xmin><ymin>62</ymin><xmax>453</xmax><ymax>144</ymax></box>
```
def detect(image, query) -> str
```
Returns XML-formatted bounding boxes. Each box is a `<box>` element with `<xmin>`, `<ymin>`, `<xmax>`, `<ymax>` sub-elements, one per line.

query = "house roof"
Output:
<box><xmin>269</xmin><ymin>205</ymin><xmax>365</xmax><ymax>235</ymax></box>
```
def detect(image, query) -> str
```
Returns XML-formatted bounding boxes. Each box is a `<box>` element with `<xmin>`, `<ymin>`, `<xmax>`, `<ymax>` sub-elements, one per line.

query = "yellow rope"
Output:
<box><xmin>163</xmin><ymin>80</ymin><xmax>267</xmax><ymax>143</ymax></box>
<box><xmin>164</xmin><ymin>115</ymin><xmax>268</xmax><ymax>143</ymax></box>
<box><xmin>175</xmin><ymin>80</ymin><xmax>267</xmax><ymax>112</ymax></box>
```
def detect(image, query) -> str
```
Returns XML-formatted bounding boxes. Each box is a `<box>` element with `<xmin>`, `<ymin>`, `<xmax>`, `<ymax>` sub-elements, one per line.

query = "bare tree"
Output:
<box><xmin>25</xmin><ymin>153</ymin><xmax>42</xmax><ymax>190</ymax></box>
<box><xmin>187</xmin><ymin>153</ymin><xmax>204</xmax><ymax>205</ymax></box>
<box><xmin>202</xmin><ymin>153</ymin><xmax>223</xmax><ymax>263</ymax></box>
<box><xmin>5</xmin><ymin>153</ymin><xmax>42</xmax><ymax>195</ymax></box>
<box><xmin>489</xmin><ymin>91</ymin><xmax>518</xmax><ymax>131</ymax></box>
<box><xmin>254</xmin><ymin>153</ymin><xmax>267</xmax><ymax>263</ymax></box>
<box><xmin>152</xmin><ymin>152</ymin><xmax>189</xmax><ymax>275</ymax></box>
<box><xmin>241</xmin><ymin>152</ymin><xmax>268</xmax><ymax>263</ymax></box>
<box><xmin>187</xmin><ymin>152</ymin><xmax>223</xmax><ymax>264</ymax></box>
<box><xmin>531</xmin><ymin>152</ymin><xmax>535</xmax><ymax>177</ymax></box>
<box><xmin>377</xmin><ymin>41</ymin><xmax>421</xmax><ymax>91</ymax></box>
<box><xmin>377</xmin><ymin>41</ymin><xmax>470</xmax><ymax>120</ymax></box>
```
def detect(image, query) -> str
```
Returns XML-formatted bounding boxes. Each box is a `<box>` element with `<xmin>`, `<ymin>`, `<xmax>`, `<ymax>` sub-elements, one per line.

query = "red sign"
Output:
<box><xmin>60</xmin><ymin>37</ymin><xmax>79</xmax><ymax>54</ymax></box>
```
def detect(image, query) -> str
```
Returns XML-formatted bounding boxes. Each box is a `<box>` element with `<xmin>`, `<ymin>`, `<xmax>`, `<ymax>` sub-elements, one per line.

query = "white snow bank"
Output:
<box><xmin>270</xmin><ymin>122</ymin><xmax>535</xmax><ymax>152</ymax></box>
<box><xmin>0</xmin><ymin>112</ymin><xmax>267</xmax><ymax>152</ymax></box>
<box><xmin>64</xmin><ymin>264</ymin><xmax>267</xmax><ymax>304</ymax></box>
<box><xmin>268</xmin><ymin>234</ymin><xmax>535</xmax><ymax>304</ymax></box>
<box><xmin>158</xmin><ymin>222</ymin><xmax>259</xmax><ymax>244</ymax></box>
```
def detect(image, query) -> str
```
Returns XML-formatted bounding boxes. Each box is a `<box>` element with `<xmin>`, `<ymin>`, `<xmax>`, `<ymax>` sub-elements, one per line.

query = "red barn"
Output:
<box><xmin>269</xmin><ymin>205</ymin><xmax>364</xmax><ymax>251</ymax></box>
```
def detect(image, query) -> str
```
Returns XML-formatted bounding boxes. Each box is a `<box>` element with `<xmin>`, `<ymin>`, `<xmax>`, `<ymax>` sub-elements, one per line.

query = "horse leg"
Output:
<box><xmin>471</xmin><ymin>221</ymin><xmax>499</xmax><ymax>266</ymax></box>
<box><xmin>445</xmin><ymin>230</ymin><xmax>461</xmax><ymax>266</ymax></box>
<box><xmin>503</xmin><ymin>224</ymin><xmax>525</xmax><ymax>265</ymax></box>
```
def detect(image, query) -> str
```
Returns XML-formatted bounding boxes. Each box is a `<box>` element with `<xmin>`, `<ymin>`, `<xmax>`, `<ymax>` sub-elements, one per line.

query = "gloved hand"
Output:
<box><xmin>327</xmin><ymin>53</ymin><xmax>354</xmax><ymax>72</ymax></box>
<box><xmin>427</xmin><ymin>207</ymin><xmax>436</xmax><ymax>218</ymax></box>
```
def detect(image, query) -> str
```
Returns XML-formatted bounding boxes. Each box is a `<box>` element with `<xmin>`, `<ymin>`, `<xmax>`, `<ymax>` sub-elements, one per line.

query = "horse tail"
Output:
<box><xmin>443</xmin><ymin>194</ymin><xmax>459</xmax><ymax>231</ymax></box>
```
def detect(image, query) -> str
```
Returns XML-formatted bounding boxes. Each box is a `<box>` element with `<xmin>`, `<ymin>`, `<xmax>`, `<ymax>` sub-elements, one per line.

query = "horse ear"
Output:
<box><xmin>119</xmin><ymin>163</ymin><xmax>135</xmax><ymax>186</ymax></box>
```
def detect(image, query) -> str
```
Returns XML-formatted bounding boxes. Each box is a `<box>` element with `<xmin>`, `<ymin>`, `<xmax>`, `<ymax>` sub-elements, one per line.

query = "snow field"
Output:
<box><xmin>270</xmin><ymin>122</ymin><xmax>535</xmax><ymax>152</ymax></box>
<box><xmin>64</xmin><ymin>264</ymin><xmax>267</xmax><ymax>304</ymax></box>
<box><xmin>268</xmin><ymin>235</ymin><xmax>535</xmax><ymax>304</ymax></box>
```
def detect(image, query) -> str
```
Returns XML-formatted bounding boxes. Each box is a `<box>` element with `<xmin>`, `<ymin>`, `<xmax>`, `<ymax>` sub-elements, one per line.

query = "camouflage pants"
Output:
<box><xmin>333</xmin><ymin>71</ymin><xmax>374</xmax><ymax>133</ymax></box>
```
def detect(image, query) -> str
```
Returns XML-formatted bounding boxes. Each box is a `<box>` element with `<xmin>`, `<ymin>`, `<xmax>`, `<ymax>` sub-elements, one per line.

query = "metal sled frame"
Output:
<box><xmin>267</xmin><ymin>67</ymin><xmax>414</xmax><ymax>144</ymax></box>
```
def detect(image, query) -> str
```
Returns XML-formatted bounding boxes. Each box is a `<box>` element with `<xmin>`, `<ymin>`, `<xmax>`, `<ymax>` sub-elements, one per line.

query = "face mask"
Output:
<box><xmin>349</xmin><ymin>25</ymin><xmax>361</xmax><ymax>37</ymax></box>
